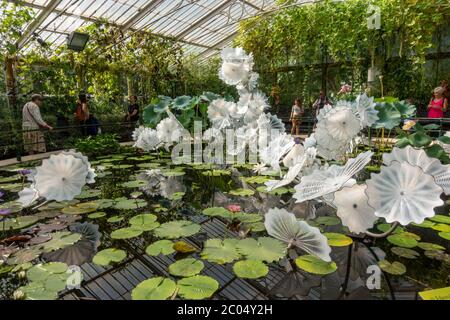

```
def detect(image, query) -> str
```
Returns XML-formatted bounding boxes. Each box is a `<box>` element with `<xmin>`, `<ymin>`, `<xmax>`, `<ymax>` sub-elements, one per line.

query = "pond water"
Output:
<box><xmin>0</xmin><ymin>148</ymin><xmax>449</xmax><ymax>300</ymax></box>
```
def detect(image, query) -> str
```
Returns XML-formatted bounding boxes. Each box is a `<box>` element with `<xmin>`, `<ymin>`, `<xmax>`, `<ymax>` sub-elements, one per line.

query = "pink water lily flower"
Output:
<box><xmin>227</xmin><ymin>204</ymin><xmax>241</xmax><ymax>213</ymax></box>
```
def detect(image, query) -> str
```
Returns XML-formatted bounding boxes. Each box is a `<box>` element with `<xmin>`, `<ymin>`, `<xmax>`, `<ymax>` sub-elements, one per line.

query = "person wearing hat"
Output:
<box><xmin>428</xmin><ymin>87</ymin><xmax>448</xmax><ymax>119</ymax></box>
<box><xmin>22</xmin><ymin>94</ymin><xmax>53</xmax><ymax>154</ymax></box>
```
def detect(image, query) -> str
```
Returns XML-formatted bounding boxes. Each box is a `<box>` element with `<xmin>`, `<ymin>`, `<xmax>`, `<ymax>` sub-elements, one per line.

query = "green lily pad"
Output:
<box><xmin>200</xmin><ymin>238</ymin><xmax>241</xmax><ymax>264</ymax></box>
<box><xmin>146</xmin><ymin>240</ymin><xmax>175</xmax><ymax>256</ymax></box>
<box><xmin>438</xmin><ymin>232</ymin><xmax>450</xmax><ymax>241</ymax></box>
<box><xmin>93</xmin><ymin>199</ymin><xmax>115</xmax><ymax>209</ymax></box>
<box><xmin>245</xmin><ymin>222</ymin><xmax>266</xmax><ymax>232</ymax></box>
<box><xmin>324</xmin><ymin>233</ymin><xmax>353</xmax><ymax>247</ymax></box>
<box><xmin>129</xmin><ymin>214</ymin><xmax>159</xmax><ymax>231</ymax></box>
<box><xmin>432</xmin><ymin>224</ymin><xmax>450</xmax><ymax>232</ymax></box>
<box><xmin>121</xmin><ymin>180</ymin><xmax>148</xmax><ymax>188</ymax></box>
<box><xmin>177</xmin><ymin>275</ymin><xmax>219</xmax><ymax>300</ymax></box>
<box><xmin>387</xmin><ymin>234</ymin><xmax>418</xmax><ymax>248</ymax></box>
<box><xmin>424</xmin><ymin>250</ymin><xmax>450</xmax><ymax>262</ymax></box>
<box><xmin>202</xmin><ymin>207</ymin><xmax>231</xmax><ymax>218</ymax></box>
<box><xmin>19</xmin><ymin>283</ymin><xmax>58</xmax><ymax>300</ymax></box>
<box><xmin>430</xmin><ymin>215</ymin><xmax>450</xmax><ymax>224</ymax></box>
<box><xmin>411</xmin><ymin>221</ymin><xmax>436</xmax><ymax>228</ymax></box>
<box><xmin>168</xmin><ymin>258</ymin><xmax>204</xmax><ymax>277</ymax></box>
<box><xmin>256</xmin><ymin>186</ymin><xmax>291</xmax><ymax>195</ymax></box>
<box><xmin>44</xmin><ymin>273</ymin><xmax>69</xmax><ymax>292</ymax></box>
<box><xmin>295</xmin><ymin>255</ymin><xmax>337</xmax><ymax>275</ymax></box>
<box><xmin>378</xmin><ymin>260</ymin><xmax>406</xmax><ymax>275</ymax></box>
<box><xmin>61</xmin><ymin>202</ymin><xmax>99</xmax><ymax>215</ymax></box>
<box><xmin>75</xmin><ymin>189</ymin><xmax>101</xmax><ymax>199</ymax></box>
<box><xmin>93</xmin><ymin>248</ymin><xmax>127</xmax><ymax>266</ymax></box>
<box><xmin>315</xmin><ymin>216</ymin><xmax>341</xmax><ymax>226</ymax></box>
<box><xmin>107</xmin><ymin>216</ymin><xmax>124</xmax><ymax>223</ymax></box>
<box><xmin>0</xmin><ymin>201</ymin><xmax>23</xmax><ymax>214</ymax></box>
<box><xmin>132</xmin><ymin>277</ymin><xmax>177</xmax><ymax>300</ymax></box>
<box><xmin>41</xmin><ymin>232</ymin><xmax>82</xmax><ymax>253</ymax></box>
<box><xmin>113</xmin><ymin>199</ymin><xmax>147</xmax><ymax>210</ymax></box>
<box><xmin>377</xmin><ymin>223</ymin><xmax>404</xmax><ymax>234</ymax></box>
<box><xmin>111</xmin><ymin>227</ymin><xmax>143</xmax><ymax>239</ymax></box>
<box><xmin>233</xmin><ymin>260</ymin><xmax>268</xmax><ymax>279</ymax></box>
<box><xmin>228</xmin><ymin>188</ymin><xmax>255</xmax><ymax>197</ymax></box>
<box><xmin>2</xmin><ymin>216</ymin><xmax>39</xmax><ymax>231</ymax></box>
<box><xmin>240</xmin><ymin>176</ymin><xmax>272</xmax><ymax>184</ymax></box>
<box><xmin>391</xmin><ymin>247</ymin><xmax>420</xmax><ymax>259</ymax></box>
<box><xmin>154</xmin><ymin>220</ymin><xmax>201</xmax><ymax>239</ymax></box>
<box><xmin>88</xmin><ymin>212</ymin><xmax>107</xmax><ymax>219</ymax></box>
<box><xmin>236</xmin><ymin>237</ymin><xmax>286</xmax><ymax>263</ymax></box>
<box><xmin>416</xmin><ymin>242</ymin><xmax>445</xmax><ymax>251</ymax></box>
<box><xmin>7</xmin><ymin>246</ymin><xmax>42</xmax><ymax>265</ymax></box>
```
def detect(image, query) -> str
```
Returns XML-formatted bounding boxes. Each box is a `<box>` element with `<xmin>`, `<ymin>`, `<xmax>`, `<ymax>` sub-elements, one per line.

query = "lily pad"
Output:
<box><xmin>61</xmin><ymin>202</ymin><xmax>99</xmax><ymax>215</ymax></box>
<box><xmin>202</xmin><ymin>207</ymin><xmax>231</xmax><ymax>218</ymax></box>
<box><xmin>93</xmin><ymin>248</ymin><xmax>127</xmax><ymax>266</ymax></box>
<box><xmin>121</xmin><ymin>180</ymin><xmax>148</xmax><ymax>188</ymax></box>
<box><xmin>129</xmin><ymin>214</ymin><xmax>159</xmax><ymax>231</ymax></box>
<box><xmin>113</xmin><ymin>199</ymin><xmax>147</xmax><ymax>210</ymax></box>
<box><xmin>132</xmin><ymin>277</ymin><xmax>177</xmax><ymax>300</ymax></box>
<box><xmin>316</xmin><ymin>217</ymin><xmax>341</xmax><ymax>226</ymax></box>
<box><xmin>295</xmin><ymin>255</ymin><xmax>337</xmax><ymax>275</ymax></box>
<box><xmin>411</xmin><ymin>221</ymin><xmax>436</xmax><ymax>229</ymax></box>
<box><xmin>228</xmin><ymin>188</ymin><xmax>255</xmax><ymax>197</ymax></box>
<box><xmin>7</xmin><ymin>246</ymin><xmax>42</xmax><ymax>265</ymax></box>
<box><xmin>41</xmin><ymin>232</ymin><xmax>82</xmax><ymax>253</ymax></box>
<box><xmin>107</xmin><ymin>216</ymin><xmax>124</xmax><ymax>224</ymax></box>
<box><xmin>387</xmin><ymin>234</ymin><xmax>418</xmax><ymax>248</ymax></box>
<box><xmin>146</xmin><ymin>240</ymin><xmax>175</xmax><ymax>256</ymax></box>
<box><xmin>75</xmin><ymin>189</ymin><xmax>101</xmax><ymax>199</ymax></box>
<box><xmin>154</xmin><ymin>220</ymin><xmax>201</xmax><ymax>239</ymax></box>
<box><xmin>177</xmin><ymin>275</ymin><xmax>219</xmax><ymax>300</ymax></box>
<box><xmin>391</xmin><ymin>247</ymin><xmax>420</xmax><ymax>259</ymax></box>
<box><xmin>236</xmin><ymin>237</ymin><xmax>286</xmax><ymax>263</ymax></box>
<box><xmin>111</xmin><ymin>227</ymin><xmax>143</xmax><ymax>240</ymax></box>
<box><xmin>233</xmin><ymin>260</ymin><xmax>268</xmax><ymax>279</ymax></box>
<box><xmin>324</xmin><ymin>233</ymin><xmax>353</xmax><ymax>247</ymax></box>
<box><xmin>201</xmin><ymin>238</ymin><xmax>240</xmax><ymax>264</ymax></box>
<box><xmin>377</xmin><ymin>223</ymin><xmax>404</xmax><ymax>234</ymax></box>
<box><xmin>430</xmin><ymin>215</ymin><xmax>450</xmax><ymax>224</ymax></box>
<box><xmin>88</xmin><ymin>212</ymin><xmax>107</xmax><ymax>219</ymax></box>
<box><xmin>168</xmin><ymin>258</ymin><xmax>204</xmax><ymax>277</ymax></box>
<box><xmin>378</xmin><ymin>260</ymin><xmax>406</xmax><ymax>275</ymax></box>
<box><xmin>173</xmin><ymin>241</ymin><xmax>196</xmax><ymax>253</ymax></box>
<box><xmin>416</xmin><ymin>242</ymin><xmax>445</xmax><ymax>251</ymax></box>
<box><xmin>438</xmin><ymin>232</ymin><xmax>450</xmax><ymax>241</ymax></box>
<box><xmin>93</xmin><ymin>199</ymin><xmax>115</xmax><ymax>209</ymax></box>
<box><xmin>2</xmin><ymin>216</ymin><xmax>39</xmax><ymax>231</ymax></box>
<box><xmin>432</xmin><ymin>224</ymin><xmax>450</xmax><ymax>232</ymax></box>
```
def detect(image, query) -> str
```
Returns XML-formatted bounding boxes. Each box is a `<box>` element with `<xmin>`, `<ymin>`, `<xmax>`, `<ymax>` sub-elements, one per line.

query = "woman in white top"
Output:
<box><xmin>289</xmin><ymin>98</ymin><xmax>304</xmax><ymax>136</ymax></box>
<box><xmin>22</xmin><ymin>94</ymin><xmax>53</xmax><ymax>154</ymax></box>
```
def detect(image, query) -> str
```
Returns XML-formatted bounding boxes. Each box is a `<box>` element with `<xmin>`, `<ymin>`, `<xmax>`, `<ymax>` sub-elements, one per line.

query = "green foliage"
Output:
<box><xmin>0</xmin><ymin>1</ymin><xmax>33</xmax><ymax>55</ymax></box>
<box><xmin>74</xmin><ymin>134</ymin><xmax>120</xmax><ymax>158</ymax></box>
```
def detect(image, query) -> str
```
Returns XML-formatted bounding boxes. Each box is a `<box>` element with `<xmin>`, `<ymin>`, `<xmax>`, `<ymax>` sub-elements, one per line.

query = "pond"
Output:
<box><xmin>0</xmin><ymin>146</ymin><xmax>448</xmax><ymax>300</ymax></box>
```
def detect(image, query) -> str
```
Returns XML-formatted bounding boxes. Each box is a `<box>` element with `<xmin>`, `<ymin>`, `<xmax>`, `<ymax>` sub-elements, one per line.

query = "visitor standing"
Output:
<box><xmin>269</xmin><ymin>87</ymin><xmax>282</xmax><ymax>113</ymax></box>
<box><xmin>440</xmin><ymin>80</ymin><xmax>449</xmax><ymax>100</ymax></box>
<box><xmin>290</xmin><ymin>98</ymin><xmax>304</xmax><ymax>136</ymax></box>
<box><xmin>428</xmin><ymin>87</ymin><xmax>448</xmax><ymax>119</ymax></box>
<box><xmin>22</xmin><ymin>94</ymin><xmax>53</xmax><ymax>155</ymax></box>
<box><xmin>312</xmin><ymin>90</ymin><xmax>332</xmax><ymax>117</ymax></box>
<box><xmin>127</xmin><ymin>95</ymin><xmax>140</xmax><ymax>125</ymax></box>
<box><xmin>75</xmin><ymin>93</ymin><xmax>90</xmax><ymax>136</ymax></box>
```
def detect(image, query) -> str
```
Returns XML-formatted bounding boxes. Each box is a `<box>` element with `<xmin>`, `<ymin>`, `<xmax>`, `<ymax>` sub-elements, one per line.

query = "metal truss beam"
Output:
<box><xmin>121</xmin><ymin>0</ymin><xmax>165</xmax><ymax>31</ymax></box>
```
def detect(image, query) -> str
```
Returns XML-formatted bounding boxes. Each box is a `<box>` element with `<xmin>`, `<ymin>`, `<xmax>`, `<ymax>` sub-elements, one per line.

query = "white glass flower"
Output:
<box><xmin>18</xmin><ymin>186</ymin><xmax>40</xmax><ymax>207</ymax></box>
<box><xmin>266</xmin><ymin>155</ymin><xmax>307</xmax><ymax>191</ymax></box>
<box><xmin>366</xmin><ymin>162</ymin><xmax>444</xmax><ymax>225</ymax></box>
<box><xmin>333</xmin><ymin>184</ymin><xmax>378</xmax><ymax>234</ymax></box>
<box><xmin>265</xmin><ymin>208</ymin><xmax>331</xmax><ymax>262</ymax></box>
<box><xmin>61</xmin><ymin>150</ymin><xmax>96</xmax><ymax>184</ymax></box>
<box><xmin>259</xmin><ymin>133</ymin><xmax>295</xmax><ymax>172</ymax></box>
<box><xmin>293</xmin><ymin>151</ymin><xmax>373</xmax><ymax>203</ymax></box>
<box><xmin>354</xmin><ymin>93</ymin><xmax>379</xmax><ymax>127</ymax></box>
<box><xmin>132</xmin><ymin>126</ymin><xmax>145</xmax><ymax>142</ymax></box>
<box><xmin>134</xmin><ymin>128</ymin><xmax>160</xmax><ymax>151</ymax></box>
<box><xmin>34</xmin><ymin>154</ymin><xmax>89</xmax><ymax>201</ymax></box>
<box><xmin>283</xmin><ymin>144</ymin><xmax>305</xmax><ymax>168</ymax></box>
<box><xmin>219</xmin><ymin>48</ymin><xmax>253</xmax><ymax>86</ymax></box>
<box><xmin>207</xmin><ymin>98</ymin><xmax>234</xmax><ymax>129</ymax></box>
<box><xmin>253</xmin><ymin>163</ymin><xmax>268</xmax><ymax>174</ymax></box>
<box><xmin>156</xmin><ymin>118</ymin><xmax>182</xmax><ymax>146</ymax></box>
<box><xmin>316</xmin><ymin>105</ymin><xmax>361</xmax><ymax>142</ymax></box>
<box><xmin>383</xmin><ymin>146</ymin><xmax>450</xmax><ymax>195</ymax></box>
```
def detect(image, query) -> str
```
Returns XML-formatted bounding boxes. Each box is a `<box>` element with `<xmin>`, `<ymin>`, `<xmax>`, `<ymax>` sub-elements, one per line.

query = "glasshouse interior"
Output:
<box><xmin>0</xmin><ymin>0</ymin><xmax>449</xmax><ymax>302</ymax></box>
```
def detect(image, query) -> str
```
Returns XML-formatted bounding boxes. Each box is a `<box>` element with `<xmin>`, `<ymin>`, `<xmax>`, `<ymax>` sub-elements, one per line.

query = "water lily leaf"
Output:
<box><xmin>168</xmin><ymin>258</ymin><xmax>204</xmax><ymax>277</ymax></box>
<box><xmin>202</xmin><ymin>207</ymin><xmax>231</xmax><ymax>218</ymax></box>
<box><xmin>93</xmin><ymin>199</ymin><xmax>115</xmax><ymax>210</ymax></box>
<box><xmin>200</xmin><ymin>238</ymin><xmax>241</xmax><ymax>264</ymax></box>
<box><xmin>7</xmin><ymin>246</ymin><xmax>42</xmax><ymax>265</ymax></box>
<box><xmin>113</xmin><ymin>199</ymin><xmax>147</xmax><ymax>210</ymax></box>
<box><xmin>111</xmin><ymin>227</ymin><xmax>143</xmax><ymax>239</ymax></box>
<box><xmin>88</xmin><ymin>212</ymin><xmax>107</xmax><ymax>219</ymax></box>
<box><xmin>132</xmin><ymin>277</ymin><xmax>176</xmax><ymax>300</ymax></box>
<box><xmin>162</xmin><ymin>170</ymin><xmax>185</xmax><ymax>177</ymax></box>
<box><xmin>236</xmin><ymin>237</ymin><xmax>286</xmax><ymax>263</ymax></box>
<box><xmin>2</xmin><ymin>216</ymin><xmax>39</xmax><ymax>231</ymax></box>
<box><xmin>438</xmin><ymin>232</ymin><xmax>450</xmax><ymax>241</ymax></box>
<box><xmin>129</xmin><ymin>214</ymin><xmax>159</xmax><ymax>231</ymax></box>
<box><xmin>378</xmin><ymin>260</ymin><xmax>406</xmax><ymax>275</ymax></box>
<box><xmin>42</xmin><ymin>232</ymin><xmax>82</xmax><ymax>252</ymax></box>
<box><xmin>411</xmin><ymin>221</ymin><xmax>435</xmax><ymax>228</ymax></box>
<box><xmin>234</xmin><ymin>213</ymin><xmax>263</xmax><ymax>223</ymax></box>
<box><xmin>19</xmin><ymin>283</ymin><xmax>58</xmax><ymax>300</ymax></box>
<box><xmin>228</xmin><ymin>188</ymin><xmax>255</xmax><ymax>197</ymax></box>
<box><xmin>241</xmin><ymin>176</ymin><xmax>272</xmax><ymax>184</ymax></box>
<box><xmin>137</xmin><ymin>163</ymin><xmax>161</xmax><ymax>169</ymax></box>
<box><xmin>121</xmin><ymin>180</ymin><xmax>148</xmax><ymax>188</ymax></box>
<box><xmin>146</xmin><ymin>240</ymin><xmax>175</xmax><ymax>256</ymax></box>
<box><xmin>377</xmin><ymin>223</ymin><xmax>404</xmax><ymax>234</ymax></box>
<box><xmin>295</xmin><ymin>255</ymin><xmax>337</xmax><ymax>275</ymax></box>
<box><xmin>324</xmin><ymin>233</ymin><xmax>353</xmax><ymax>247</ymax></box>
<box><xmin>416</xmin><ymin>242</ymin><xmax>445</xmax><ymax>251</ymax></box>
<box><xmin>172</xmin><ymin>96</ymin><xmax>192</xmax><ymax>110</ymax></box>
<box><xmin>245</xmin><ymin>222</ymin><xmax>266</xmax><ymax>232</ymax></box>
<box><xmin>93</xmin><ymin>248</ymin><xmax>127</xmax><ymax>266</ymax></box>
<box><xmin>44</xmin><ymin>273</ymin><xmax>69</xmax><ymax>292</ymax></box>
<box><xmin>143</xmin><ymin>105</ymin><xmax>166</xmax><ymax>128</ymax></box>
<box><xmin>154</xmin><ymin>220</ymin><xmax>201</xmax><ymax>239</ymax></box>
<box><xmin>61</xmin><ymin>202</ymin><xmax>99</xmax><ymax>215</ymax></box>
<box><xmin>375</xmin><ymin>103</ymin><xmax>402</xmax><ymax>129</ymax></box>
<box><xmin>424</xmin><ymin>250</ymin><xmax>450</xmax><ymax>263</ymax></box>
<box><xmin>408</xmin><ymin>132</ymin><xmax>432</xmax><ymax>148</ymax></box>
<box><xmin>107</xmin><ymin>216</ymin><xmax>124</xmax><ymax>224</ymax></box>
<box><xmin>75</xmin><ymin>189</ymin><xmax>101</xmax><ymax>199</ymax></box>
<box><xmin>177</xmin><ymin>275</ymin><xmax>219</xmax><ymax>300</ymax></box>
<box><xmin>430</xmin><ymin>215</ymin><xmax>450</xmax><ymax>224</ymax></box>
<box><xmin>0</xmin><ymin>201</ymin><xmax>23</xmax><ymax>214</ymax></box>
<box><xmin>432</xmin><ymin>224</ymin><xmax>450</xmax><ymax>232</ymax></box>
<box><xmin>202</xmin><ymin>169</ymin><xmax>231</xmax><ymax>177</ymax></box>
<box><xmin>173</xmin><ymin>241</ymin><xmax>196</xmax><ymax>253</ymax></box>
<box><xmin>233</xmin><ymin>260</ymin><xmax>268</xmax><ymax>279</ymax></box>
<box><xmin>387</xmin><ymin>234</ymin><xmax>418</xmax><ymax>248</ymax></box>
<box><xmin>391</xmin><ymin>247</ymin><xmax>420</xmax><ymax>259</ymax></box>
<box><xmin>316</xmin><ymin>217</ymin><xmax>341</xmax><ymax>226</ymax></box>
